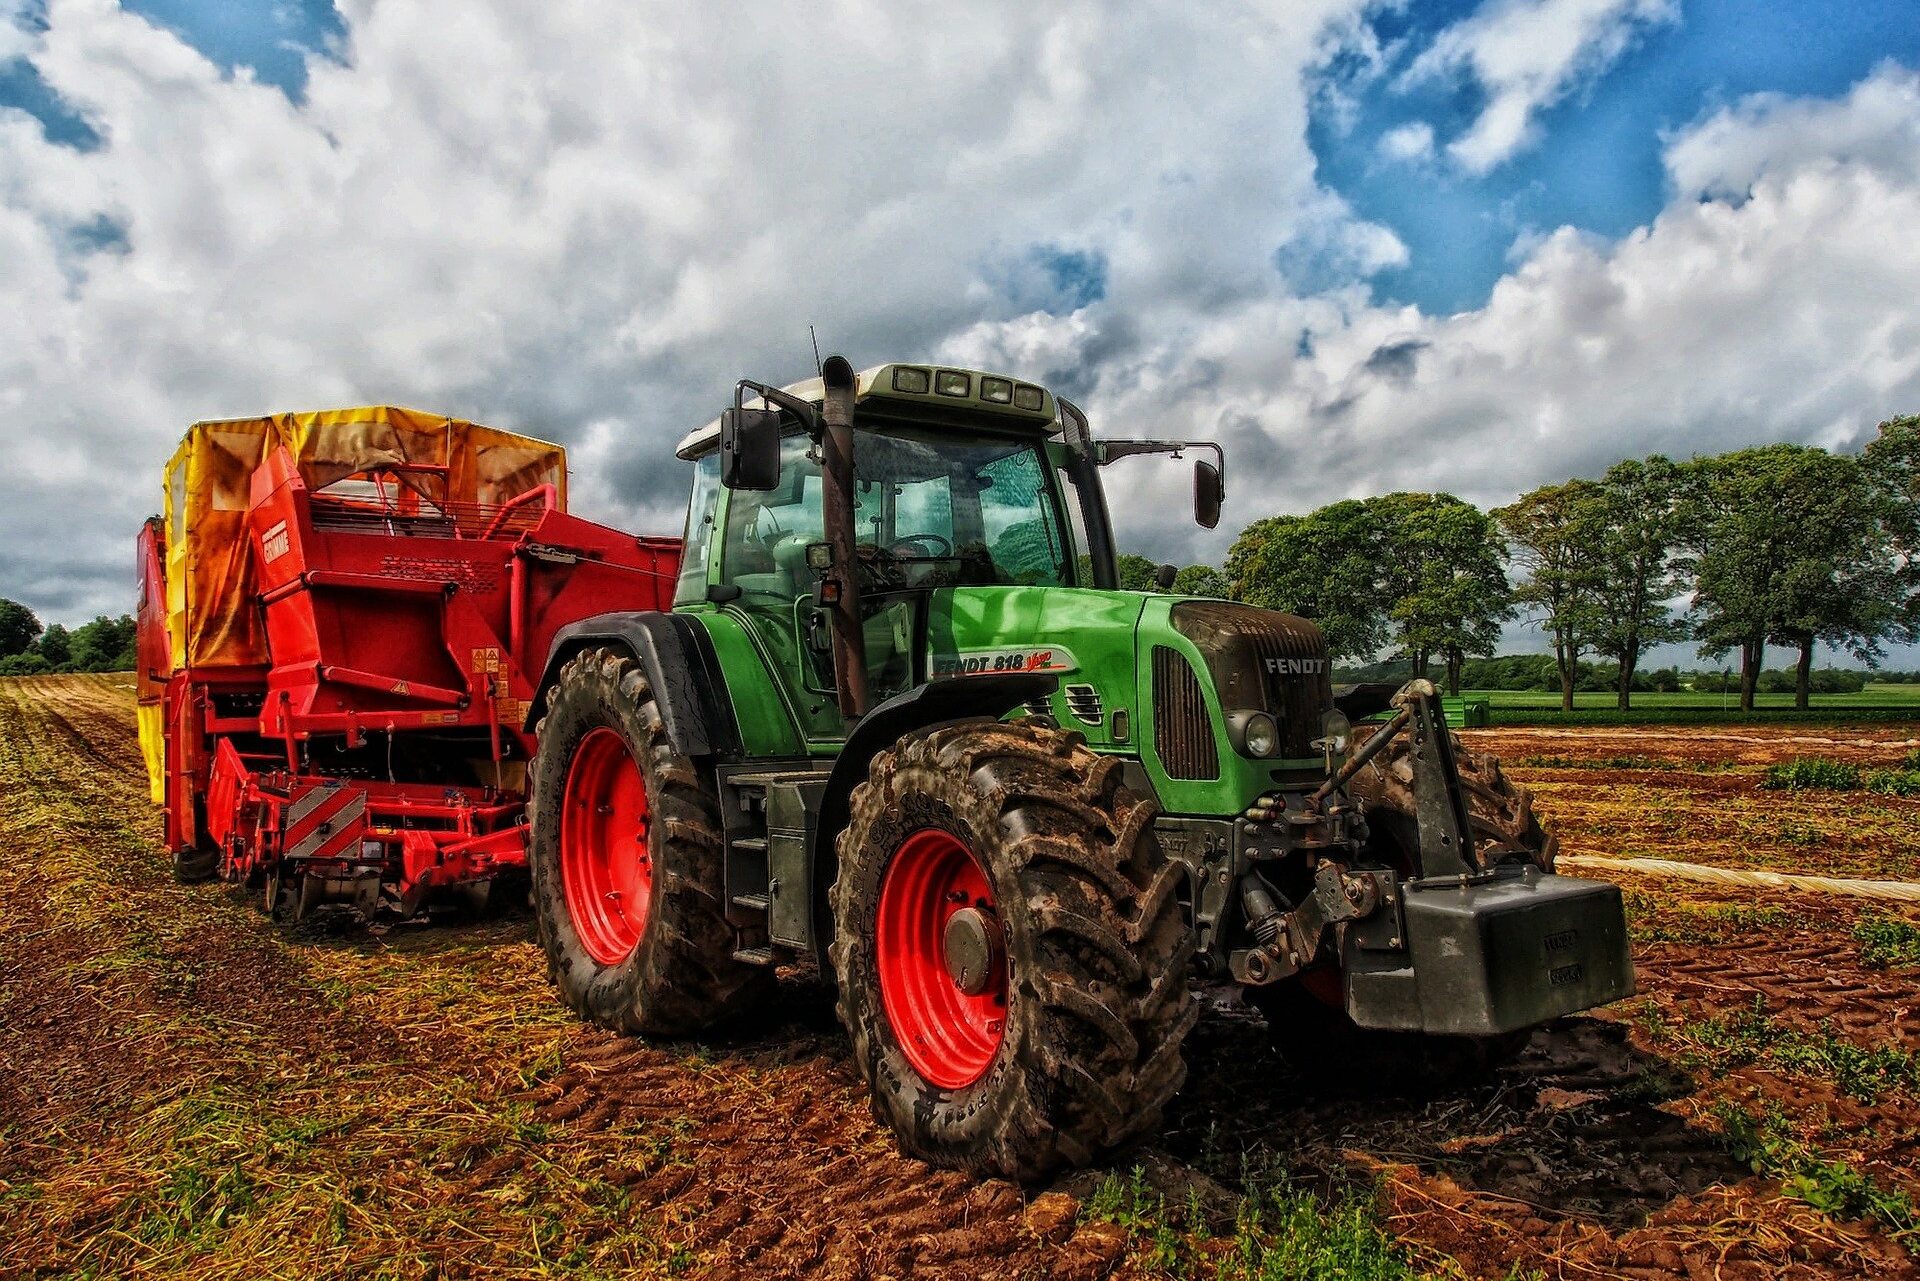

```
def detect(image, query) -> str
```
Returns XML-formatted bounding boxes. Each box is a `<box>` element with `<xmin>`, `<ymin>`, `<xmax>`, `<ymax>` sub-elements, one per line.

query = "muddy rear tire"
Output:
<box><xmin>528</xmin><ymin>648</ymin><xmax>771</xmax><ymax>1036</ymax></box>
<box><xmin>832</xmin><ymin>718</ymin><xmax>1195</xmax><ymax>1181</ymax></box>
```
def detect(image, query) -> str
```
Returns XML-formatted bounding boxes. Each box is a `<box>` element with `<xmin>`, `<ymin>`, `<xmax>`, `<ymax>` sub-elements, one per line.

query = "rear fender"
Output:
<box><xmin>526</xmin><ymin>612</ymin><xmax>738</xmax><ymax>758</ymax></box>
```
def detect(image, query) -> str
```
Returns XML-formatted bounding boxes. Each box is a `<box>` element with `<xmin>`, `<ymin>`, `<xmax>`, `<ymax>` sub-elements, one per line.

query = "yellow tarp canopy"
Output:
<box><xmin>162</xmin><ymin>406</ymin><xmax>567</xmax><ymax>671</ymax></box>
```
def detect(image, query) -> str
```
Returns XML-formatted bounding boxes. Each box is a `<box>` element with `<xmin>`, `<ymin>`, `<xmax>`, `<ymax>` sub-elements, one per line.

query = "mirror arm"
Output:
<box><xmin>735</xmin><ymin>380</ymin><xmax>822</xmax><ymax>436</ymax></box>
<box><xmin>1097</xmin><ymin>438</ymin><xmax>1225</xmax><ymax>486</ymax></box>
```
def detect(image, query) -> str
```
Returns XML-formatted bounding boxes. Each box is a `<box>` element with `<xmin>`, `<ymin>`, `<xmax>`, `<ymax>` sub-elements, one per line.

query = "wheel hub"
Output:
<box><xmin>942</xmin><ymin>906</ymin><xmax>1002</xmax><ymax>995</ymax></box>
<box><xmin>874</xmin><ymin>828</ymin><xmax>1008</xmax><ymax>1089</ymax></box>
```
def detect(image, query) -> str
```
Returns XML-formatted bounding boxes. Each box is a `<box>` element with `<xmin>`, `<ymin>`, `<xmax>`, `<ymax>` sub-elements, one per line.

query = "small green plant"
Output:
<box><xmin>1762</xmin><ymin>758</ymin><xmax>1862</xmax><ymax>791</ymax></box>
<box><xmin>1864</xmin><ymin>768</ymin><xmax>1920</xmax><ymax>797</ymax></box>
<box><xmin>1713</xmin><ymin>1102</ymin><xmax>1919</xmax><ymax>1252</ymax></box>
<box><xmin>1082</xmin><ymin>1166</ymin><xmax>1440</xmax><ymax>1280</ymax></box>
<box><xmin>1650</xmin><ymin>996</ymin><xmax>1920</xmax><ymax>1103</ymax></box>
<box><xmin>1854</xmin><ymin>915</ymin><xmax>1920</xmax><ymax>969</ymax></box>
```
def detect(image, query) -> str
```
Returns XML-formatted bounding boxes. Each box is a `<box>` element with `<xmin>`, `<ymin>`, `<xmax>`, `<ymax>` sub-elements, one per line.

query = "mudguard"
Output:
<box><xmin>527</xmin><ymin>611</ymin><xmax>739</xmax><ymax>757</ymax></box>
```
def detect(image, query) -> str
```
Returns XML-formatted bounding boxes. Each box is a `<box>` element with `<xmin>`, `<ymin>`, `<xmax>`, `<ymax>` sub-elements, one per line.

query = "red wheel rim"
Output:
<box><xmin>876</xmin><ymin>828</ymin><xmax>1007</xmax><ymax>1089</ymax></box>
<box><xmin>559</xmin><ymin>727</ymin><xmax>652</xmax><ymax>966</ymax></box>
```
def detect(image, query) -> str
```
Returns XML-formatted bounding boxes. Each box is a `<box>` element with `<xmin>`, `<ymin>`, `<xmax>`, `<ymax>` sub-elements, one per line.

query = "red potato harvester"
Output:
<box><xmin>137</xmin><ymin>406</ymin><xmax>677</xmax><ymax>919</ymax></box>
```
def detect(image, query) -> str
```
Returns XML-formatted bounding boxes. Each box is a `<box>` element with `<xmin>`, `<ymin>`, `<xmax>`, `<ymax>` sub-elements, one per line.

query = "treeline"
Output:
<box><xmin>1336</xmin><ymin>654</ymin><xmax>1871</xmax><ymax>695</ymax></box>
<box><xmin>0</xmin><ymin>599</ymin><xmax>137</xmax><ymax>676</ymax></box>
<box><xmin>1166</xmin><ymin>414</ymin><xmax>1920</xmax><ymax>712</ymax></box>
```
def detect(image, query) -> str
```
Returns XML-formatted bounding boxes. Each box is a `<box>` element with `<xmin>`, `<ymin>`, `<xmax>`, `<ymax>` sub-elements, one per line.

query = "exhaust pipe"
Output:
<box><xmin>819</xmin><ymin>356</ymin><xmax>870</xmax><ymax>719</ymax></box>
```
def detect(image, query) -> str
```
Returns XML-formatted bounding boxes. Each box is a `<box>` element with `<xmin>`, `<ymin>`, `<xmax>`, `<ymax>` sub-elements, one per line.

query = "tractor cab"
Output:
<box><xmin>670</xmin><ymin>360</ymin><xmax>1221</xmax><ymax>747</ymax></box>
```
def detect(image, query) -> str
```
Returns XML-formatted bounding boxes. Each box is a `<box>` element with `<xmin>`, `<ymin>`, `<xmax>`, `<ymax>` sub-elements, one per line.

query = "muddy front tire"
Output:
<box><xmin>527</xmin><ymin>648</ymin><xmax>770</xmax><ymax>1036</ymax></box>
<box><xmin>1346</xmin><ymin>730</ymin><xmax>1556</xmax><ymax>870</ymax></box>
<box><xmin>832</xmin><ymin>719</ymin><xmax>1195</xmax><ymax>1181</ymax></box>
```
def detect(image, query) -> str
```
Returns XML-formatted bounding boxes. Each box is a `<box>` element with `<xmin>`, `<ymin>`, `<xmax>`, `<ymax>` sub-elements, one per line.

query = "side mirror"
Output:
<box><xmin>1153</xmin><ymin>563</ymin><xmax>1178</xmax><ymax>591</ymax></box>
<box><xmin>1194</xmin><ymin>459</ymin><xmax>1223</xmax><ymax>529</ymax></box>
<box><xmin>720</xmin><ymin>407</ymin><xmax>782</xmax><ymax>490</ymax></box>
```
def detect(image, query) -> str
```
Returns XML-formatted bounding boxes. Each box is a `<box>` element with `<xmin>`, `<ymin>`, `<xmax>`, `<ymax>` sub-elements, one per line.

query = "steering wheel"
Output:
<box><xmin>889</xmin><ymin>533</ymin><xmax>954</xmax><ymax>558</ymax></box>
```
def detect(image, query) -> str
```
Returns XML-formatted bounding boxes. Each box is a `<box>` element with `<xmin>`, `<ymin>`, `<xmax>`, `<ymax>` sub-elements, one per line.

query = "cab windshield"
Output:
<box><xmin>718</xmin><ymin>426</ymin><xmax>1075</xmax><ymax>597</ymax></box>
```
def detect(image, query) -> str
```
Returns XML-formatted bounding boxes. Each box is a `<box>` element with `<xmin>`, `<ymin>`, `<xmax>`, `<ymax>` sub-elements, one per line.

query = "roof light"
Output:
<box><xmin>980</xmin><ymin>377</ymin><xmax>1013</xmax><ymax>404</ymax></box>
<box><xmin>891</xmin><ymin>367</ymin><xmax>931</xmax><ymax>394</ymax></box>
<box><xmin>935</xmin><ymin>370</ymin><xmax>971</xmax><ymax>397</ymax></box>
<box><xmin>1012</xmin><ymin>384</ymin><xmax>1044</xmax><ymax>411</ymax></box>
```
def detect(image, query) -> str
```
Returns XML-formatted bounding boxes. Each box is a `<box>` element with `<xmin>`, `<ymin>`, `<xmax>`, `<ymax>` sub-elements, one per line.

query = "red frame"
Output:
<box><xmin>140</xmin><ymin>444</ymin><xmax>679</xmax><ymax>912</ymax></box>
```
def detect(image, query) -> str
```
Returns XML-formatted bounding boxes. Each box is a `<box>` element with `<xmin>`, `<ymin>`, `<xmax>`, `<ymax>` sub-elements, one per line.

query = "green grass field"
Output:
<box><xmin>1468</xmin><ymin>682</ymin><xmax>1920</xmax><ymax>726</ymax></box>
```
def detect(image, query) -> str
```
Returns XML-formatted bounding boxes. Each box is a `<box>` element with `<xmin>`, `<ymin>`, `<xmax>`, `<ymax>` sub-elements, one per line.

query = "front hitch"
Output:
<box><xmin>1309</xmin><ymin>678</ymin><xmax>1476</xmax><ymax>879</ymax></box>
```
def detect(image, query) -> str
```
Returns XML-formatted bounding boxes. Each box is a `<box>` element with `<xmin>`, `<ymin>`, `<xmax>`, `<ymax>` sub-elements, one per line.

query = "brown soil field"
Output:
<box><xmin>4</xmin><ymin>675</ymin><xmax>1919</xmax><ymax>1279</ymax></box>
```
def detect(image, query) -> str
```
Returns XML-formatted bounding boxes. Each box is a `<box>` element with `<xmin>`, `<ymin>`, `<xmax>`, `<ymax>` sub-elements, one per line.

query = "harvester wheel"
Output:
<box><xmin>170</xmin><ymin>847</ymin><xmax>218</xmax><ymax>884</ymax></box>
<box><xmin>832</xmin><ymin>718</ymin><xmax>1195</xmax><ymax>1181</ymax></box>
<box><xmin>1256</xmin><ymin>731</ymin><xmax>1549</xmax><ymax>1091</ymax></box>
<box><xmin>527</xmin><ymin>647</ymin><xmax>771</xmax><ymax>1036</ymax></box>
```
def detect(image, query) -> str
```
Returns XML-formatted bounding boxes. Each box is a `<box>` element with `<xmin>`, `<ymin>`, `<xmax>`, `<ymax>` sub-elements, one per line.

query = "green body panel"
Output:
<box><xmin>1129</xmin><ymin>595</ymin><xmax>1316</xmax><ymax>817</ymax></box>
<box><xmin>925</xmin><ymin>586</ymin><xmax>1146</xmax><ymax>753</ymax></box>
<box><xmin>676</xmin><ymin>604</ymin><xmax>808</xmax><ymax>757</ymax></box>
<box><xmin>685</xmin><ymin>578</ymin><xmax>1291</xmax><ymax>820</ymax></box>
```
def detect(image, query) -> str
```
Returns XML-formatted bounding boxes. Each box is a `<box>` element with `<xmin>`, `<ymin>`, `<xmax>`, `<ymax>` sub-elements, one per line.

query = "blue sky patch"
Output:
<box><xmin>1313</xmin><ymin>0</ymin><xmax>1920</xmax><ymax>315</ymax></box>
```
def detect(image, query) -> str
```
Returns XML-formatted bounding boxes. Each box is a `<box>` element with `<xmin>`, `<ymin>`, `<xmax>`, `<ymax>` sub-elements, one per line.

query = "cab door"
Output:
<box><xmin>713</xmin><ymin>435</ymin><xmax>922</xmax><ymax>747</ymax></box>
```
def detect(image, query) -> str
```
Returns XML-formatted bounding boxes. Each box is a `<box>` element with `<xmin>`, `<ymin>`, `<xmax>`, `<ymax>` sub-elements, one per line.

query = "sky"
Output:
<box><xmin>3</xmin><ymin>0</ymin><xmax>1919</xmax><ymax>670</ymax></box>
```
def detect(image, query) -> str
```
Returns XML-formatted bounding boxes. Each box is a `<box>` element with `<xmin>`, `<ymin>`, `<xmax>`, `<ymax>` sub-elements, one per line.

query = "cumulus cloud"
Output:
<box><xmin>1375</xmin><ymin>120</ymin><xmax>1435</xmax><ymax>164</ymax></box>
<box><xmin>1665</xmin><ymin>60</ymin><xmax>1920</xmax><ymax>198</ymax></box>
<box><xmin>0</xmin><ymin>0</ymin><xmax>1373</xmax><ymax>618</ymax></box>
<box><xmin>1404</xmin><ymin>0</ymin><xmax>1677</xmax><ymax>174</ymax></box>
<box><xmin>1</xmin><ymin>1</ymin><xmax>1918</xmax><ymax>632</ymax></box>
<box><xmin>947</xmin><ymin>62</ymin><xmax>1920</xmax><ymax>567</ymax></box>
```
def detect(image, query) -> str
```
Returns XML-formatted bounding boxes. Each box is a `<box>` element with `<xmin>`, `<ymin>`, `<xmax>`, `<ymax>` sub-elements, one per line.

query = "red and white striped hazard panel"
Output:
<box><xmin>284</xmin><ymin>783</ymin><xmax>368</xmax><ymax>863</ymax></box>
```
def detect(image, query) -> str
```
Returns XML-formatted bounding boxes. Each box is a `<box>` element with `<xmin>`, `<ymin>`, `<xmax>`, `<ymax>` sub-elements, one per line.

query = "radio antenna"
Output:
<box><xmin>809</xmin><ymin>325</ymin><xmax>823</xmax><ymax>379</ymax></box>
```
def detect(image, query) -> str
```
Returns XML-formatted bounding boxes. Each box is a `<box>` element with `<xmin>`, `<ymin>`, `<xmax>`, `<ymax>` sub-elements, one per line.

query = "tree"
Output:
<box><xmin>1226</xmin><ymin>502</ymin><xmax>1392</xmax><ymax>662</ymax></box>
<box><xmin>68</xmin><ymin>615</ymin><xmax>138</xmax><ymax>672</ymax></box>
<box><xmin>1115</xmin><ymin>554</ymin><xmax>1162</xmax><ymax>593</ymax></box>
<box><xmin>1495</xmin><ymin>481</ymin><xmax>1606</xmax><ymax>711</ymax></box>
<box><xmin>36</xmin><ymin>623</ymin><xmax>71</xmax><ymax>668</ymax></box>
<box><xmin>1227</xmin><ymin>495</ymin><xmax>1508</xmax><ymax>687</ymax></box>
<box><xmin>1372</xmin><ymin>493</ymin><xmax>1511</xmax><ymax>694</ymax></box>
<box><xmin>0</xmin><ymin>598</ymin><xmax>41</xmax><ymax>658</ymax></box>
<box><xmin>1172</xmin><ymin>564</ymin><xmax>1230</xmax><ymax>598</ymax></box>
<box><xmin>1865</xmin><ymin>415</ymin><xmax>1920</xmax><ymax>640</ymax></box>
<box><xmin>1590</xmin><ymin>456</ymin><xmax>1688</xmax><ymax>709</ymax></box>
<box><xmin>1680</xmin><ymin>445</ymin><xmax>1899</xmax><ymax>710</ymax></box>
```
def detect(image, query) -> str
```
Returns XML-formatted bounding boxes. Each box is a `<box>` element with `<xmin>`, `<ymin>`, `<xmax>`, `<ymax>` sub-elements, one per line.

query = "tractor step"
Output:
<box><xmin>733</xmin><ymin>946</ymin><xmax>778</xmax><ymax>966</ymax></box>
<box><xmin>731</xmin><ymin>892</ymin><xmax>773</xmax><ymax>911</ymax></box>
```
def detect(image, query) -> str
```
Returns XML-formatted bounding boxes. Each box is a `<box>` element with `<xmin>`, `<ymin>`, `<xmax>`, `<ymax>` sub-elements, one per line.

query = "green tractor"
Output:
<box><xmin>524</xmin><ymin>356</ymin><xmax>1633</xmax><ymax>1179</ymax></box>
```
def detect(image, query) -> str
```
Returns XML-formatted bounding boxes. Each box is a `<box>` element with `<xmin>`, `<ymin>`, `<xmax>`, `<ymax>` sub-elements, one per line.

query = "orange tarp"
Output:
<box><xmin>161</xmin><ymin>406</ymin><xmax>567</xmax><ymax>672</ymax></box>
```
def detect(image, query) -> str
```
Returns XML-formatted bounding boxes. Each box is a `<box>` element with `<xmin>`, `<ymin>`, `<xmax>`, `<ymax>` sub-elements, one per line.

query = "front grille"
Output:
<box><xmin>1153</xmin><ymin>647</ymin><xmax>1219</xmax><ymax>780</ymax></box>
<box><xmin>1063</xmin><ymin>683</ymin><xmax>1103</xmax><ymax>726</ymax></box>
<box><xmin>1169</xmin><ymin>602</ymin><xmax>1331</xmax><ymax>759</ymax></box>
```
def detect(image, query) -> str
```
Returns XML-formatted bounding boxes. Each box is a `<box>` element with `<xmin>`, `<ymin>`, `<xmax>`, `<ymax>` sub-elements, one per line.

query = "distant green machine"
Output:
<box><xmin>522</xmin><ymin>358</ymin><xmax>1634</xmax><ymax>1179</ymax></box>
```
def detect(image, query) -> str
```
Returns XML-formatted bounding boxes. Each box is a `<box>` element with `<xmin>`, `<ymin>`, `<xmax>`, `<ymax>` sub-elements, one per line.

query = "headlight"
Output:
<box><xmin>1318</xmin><ymin>709</ymin><xmax>1352</xmax><ymax>754</ymax></box>
<box><xmin>1227</xmin><ymin>710</ymin><xmax>1279</xmax><ymax>757</ymax></box>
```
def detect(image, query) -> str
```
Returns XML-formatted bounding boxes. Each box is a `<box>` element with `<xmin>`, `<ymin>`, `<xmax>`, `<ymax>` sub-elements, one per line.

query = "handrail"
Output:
<box><xmin>479</xmin><ymin>484</ymin><xmax>559</xmax><ymax>540</ymax></box>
